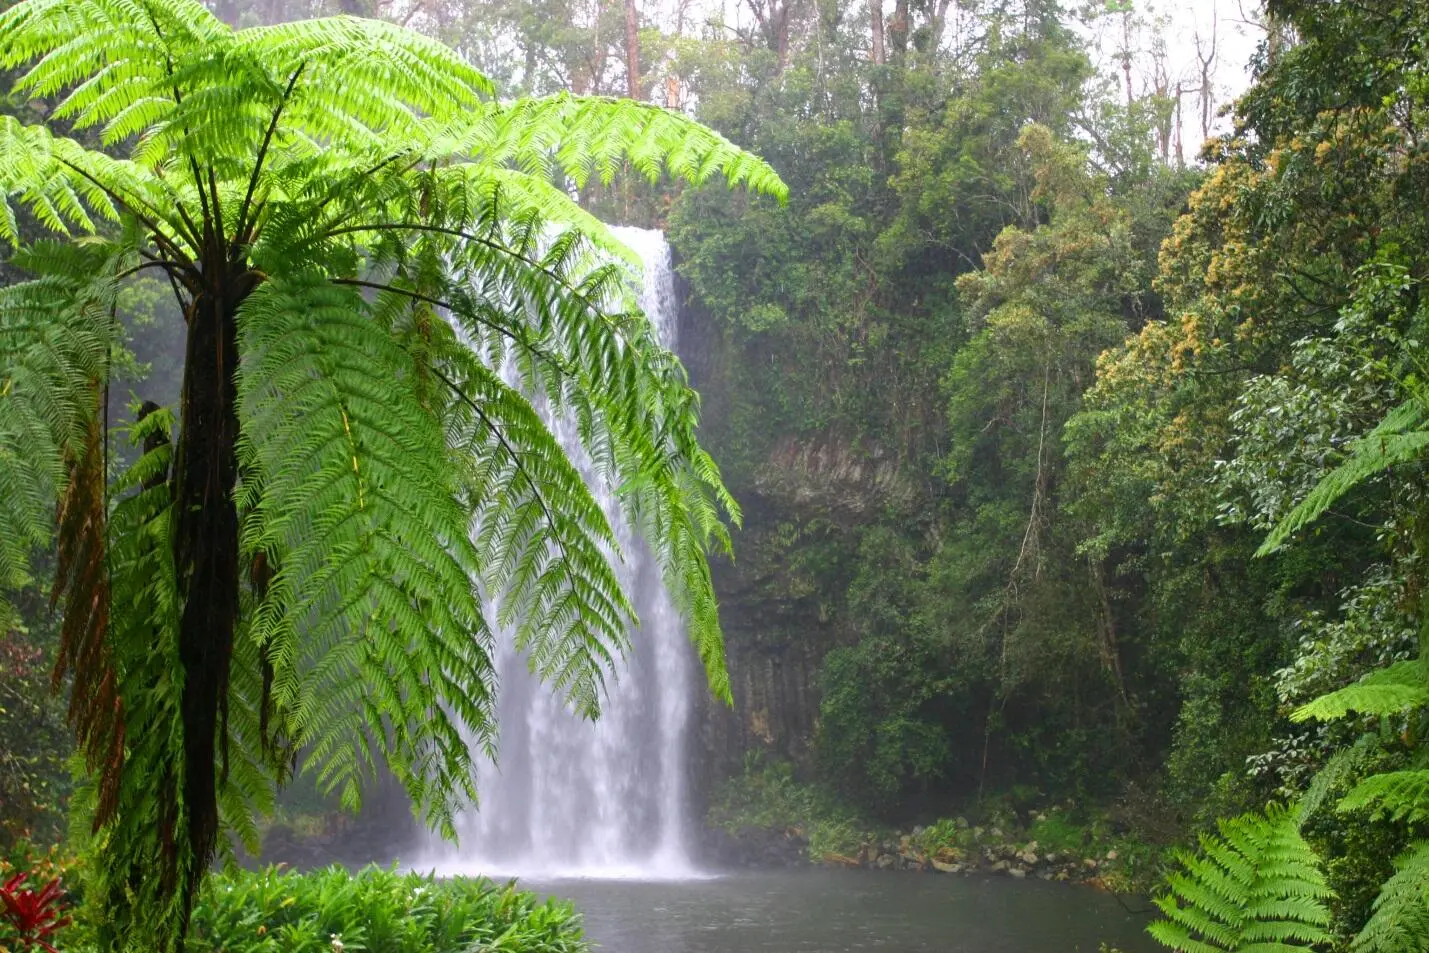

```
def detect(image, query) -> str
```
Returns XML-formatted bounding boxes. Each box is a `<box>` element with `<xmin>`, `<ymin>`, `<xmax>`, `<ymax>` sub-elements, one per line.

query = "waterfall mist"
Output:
<box><xmin>418</xmin><ymin>227</ymin><xmax>704</xmax><ymax>880</ymax></box>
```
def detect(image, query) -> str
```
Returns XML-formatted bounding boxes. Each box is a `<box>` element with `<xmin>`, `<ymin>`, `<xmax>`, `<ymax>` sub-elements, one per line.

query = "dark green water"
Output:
<box><xmin>529</xmin><ymin>869</ymin><xmax>1161</xmax><ymax>953</ymax></box>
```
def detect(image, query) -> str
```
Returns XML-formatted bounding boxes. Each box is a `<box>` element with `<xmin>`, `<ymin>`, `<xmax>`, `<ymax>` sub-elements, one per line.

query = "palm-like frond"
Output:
<box><xmin>1291</xmin><ymin>660</ymin><xmax>1429</xmax><ymax>723</ymax></box>
<box><xmin>1149</xmin><ymin>803</ymin><xmax>1333</xmax><ymax>953</ymax></box>
<box><xmin>236</xmin><ymin>274</ymin><xmax>493</xmax><ymax>829</ymax></box>
<box><xmin>1339</xmin><ymin>770</ymin><xmax>1429</xmax><ymax>825</ymax></box>
<box><xmin>1352</xmin><ymin>842</ymin><xmax>1429</xmax><ymax>953</ymax></box>
<box><xmin>1259</xmin><ymin>398</ymin><xmax>1429</xmax><ymax>555</ymax></box>
<box><xmin>0</xmin><ymin>242</ymin><xmax>123</xmax><ymax>770</ymax></box>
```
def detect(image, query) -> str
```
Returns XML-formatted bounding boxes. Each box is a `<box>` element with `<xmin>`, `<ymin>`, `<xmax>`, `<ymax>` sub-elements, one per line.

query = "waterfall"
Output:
<box><xmin>419</xmin><ymin>228</ymin><xmax>701</xmax><ymax>880</ymax></box>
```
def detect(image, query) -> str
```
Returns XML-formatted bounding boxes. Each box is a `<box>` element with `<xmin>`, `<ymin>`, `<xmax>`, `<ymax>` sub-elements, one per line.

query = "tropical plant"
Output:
<box><xmin>0</xmin><ymin>0</ymin><xmax>784</xmax><ymax>947</ymax></box>
<box><xmin>1351</xmin><ymin>843</ymin><xmax>1429</xmax><ymax>953</ymax></box>
<box><xmin>0</xmin><ymin>871</ymin><xmax>72</xmax><ymax>953</ymax></box>
<box><xmin>187</xmin><ymin>865</ymin><xmax>586</xmax><ymax>953</ymax></box>
<box><xmin>1147</xmin><ymin>802</ymin><xmax>1333</xmax><ymax>953</ymax></box>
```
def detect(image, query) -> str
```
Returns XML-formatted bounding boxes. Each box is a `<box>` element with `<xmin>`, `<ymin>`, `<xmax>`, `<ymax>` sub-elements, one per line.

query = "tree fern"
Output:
<box><xmin>1351</xmin><ymin>843</ymin><xmax>1429</xmax><ymax>953</ymax></box>
<box><xmin>1291</xmin><ymin>660</ymin><xmax>1429</xmax><ymax>723</ymax></box>
<box><xmin>1258</xmin><ymin>398</ymin><xmax>1428</xmax><ymax>556</ymax></box>
<box><xmin>1148</xmin><ymin>803</ymin><xmax>1333</xmax><ymax>953</ymax></box>
<box><xmin>0</xmin><ymin>0</ymin><xmax>785</xmax><ymax>947</ymax></box>
<box><xmin>1338</xmin><ymin>771</ymin><xmax>1429</xmax><ymax>824</ymax></box>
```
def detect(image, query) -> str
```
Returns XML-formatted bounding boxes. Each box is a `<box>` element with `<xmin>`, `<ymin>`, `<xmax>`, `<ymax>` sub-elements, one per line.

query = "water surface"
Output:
<box><xmin>526</xmin><ymin>869</ymin><xmax>1160</xmax><ymax>953</ymax></box>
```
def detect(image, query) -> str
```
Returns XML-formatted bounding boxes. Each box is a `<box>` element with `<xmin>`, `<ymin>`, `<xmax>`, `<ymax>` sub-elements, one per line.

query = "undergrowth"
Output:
<box><xmin>706</xmin><ymin>756</ymin><xmax>872</xmax><ymax>859</ymax></box>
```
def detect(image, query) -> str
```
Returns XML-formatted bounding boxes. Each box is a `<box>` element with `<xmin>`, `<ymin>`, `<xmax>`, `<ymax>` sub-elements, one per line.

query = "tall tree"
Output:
<box><xmin>0</xmin><ymin>0</ymin><xmax>783</xmax><ymax>948</ymax></box>
<box><xmin>869</xmin><ymin>0</ymin><xmax>885</xmax><ymax>64</ymax></box>
<box><xmin>624</xmin><ymin>0</ymin><xmax>641</xmax><ymax>97</ymax></box>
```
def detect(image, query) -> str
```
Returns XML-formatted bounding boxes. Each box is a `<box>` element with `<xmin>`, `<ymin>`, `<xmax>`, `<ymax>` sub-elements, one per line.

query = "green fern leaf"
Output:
<box><xmin>1291</xmin><ymin>660</ymin><xmax>1429</xmax><ymax>722</ymax></box>
<box><xmin>1148</xmin><ymin>803</ymin><xmax>1332</xmax><ymax>953</ymax></box>
<box><xmin>1352</xmin><ymin>842</ymin><xmax>1429</xmax><ymax>953</ymax></box>
<box><xmin>1259</xmin><ymin>398</ymin><xmax>1429</xmax><ymax>556</ymax></box>
<box><xmin>1339</xmin><ymin>770</ymin><xmax>1429</xmax><ymax>824</ymax></box>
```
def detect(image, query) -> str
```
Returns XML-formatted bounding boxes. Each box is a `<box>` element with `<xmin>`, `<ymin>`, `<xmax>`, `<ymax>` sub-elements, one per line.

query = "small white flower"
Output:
<box><xmin>330</xmin><ymin>933</ymin><xmax>345</xmax><ymax>953</ymax></box>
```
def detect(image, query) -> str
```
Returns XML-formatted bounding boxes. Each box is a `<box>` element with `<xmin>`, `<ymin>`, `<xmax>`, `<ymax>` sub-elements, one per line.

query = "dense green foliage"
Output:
<box><xmin>0</xmin><ymin>860</ymin><xmax>587</xmax><ymax>953</ymax></box>
<box><xmin>0</xmin><ymin>0</ymin><xmax>782</xmax><ymax>947</ymax></box>
<box><xmin>643</xmin><ymin>0</ymin><xmax>1237</xmax><ymax>818</ymax></box>
<box><xmin>0</xmin><ymin>589</ymin><xmax>68</xmax><ymax>849</ymax></box>
<box><xmin>186</xmin><ymin>866</ymin><xmax>586</xmax><ymax>953</ymax></box>
<box><xmin>9</xmin><ymin>0</ymin><xmax>1429</xmax><ymax>949</ymax></box>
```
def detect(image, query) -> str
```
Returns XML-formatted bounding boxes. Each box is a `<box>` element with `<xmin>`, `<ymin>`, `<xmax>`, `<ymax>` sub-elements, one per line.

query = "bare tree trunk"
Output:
<box><xmin>869</xmin><ymin>0</ymin><xmax>884</xmax><ymax>65</ymax></box>
<box><xmin>171</xmin><ymin>259</ymin><xmax>258</xmax><ymax>939</ymax></box>
<box><xmin>623</xmin><ymin>0</ymin><xmax>641</xmax><ymax>99</ymax></box>
<box><xmin>923</xmin><ymin>0</ymin><xmax>952</xmax><ymax>65</ymax></box>
<box><xmin>1120</xmin><ymin>10</ymin><xmax>1134</xmax><ymax>108</ymax></box>
<box><xmin>775</xmin><ymin>3</ymin><xmax>791</xmax><ymax>72</ymax></box>
<box><xmin>888</xmin><ymin>0</ymin><xmax>908</xmax><ymax>63</ymax></box>
<box><xmin>1194</xmin><ymin>7</ymin><xmax>1218</xmax><ymax>142</ymax></box>
<box><xmin>1175</xmin><ymin>82</ymin><xmax>1185</xmax><ymax>166</ymax></box>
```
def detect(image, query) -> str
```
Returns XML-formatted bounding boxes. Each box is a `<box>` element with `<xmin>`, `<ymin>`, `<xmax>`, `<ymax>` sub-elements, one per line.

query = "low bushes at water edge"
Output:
<box><xmin>1</xmin><ymin>854</ymin><xmax>588</xmax><ymax>953</ymax></box>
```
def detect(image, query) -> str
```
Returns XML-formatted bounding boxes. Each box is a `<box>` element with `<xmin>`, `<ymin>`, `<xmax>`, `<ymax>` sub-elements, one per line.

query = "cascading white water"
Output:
<box><xmin>419</xmin><ymin>228</ymin><xmax>701</xmax><ymax>880</ymax></box>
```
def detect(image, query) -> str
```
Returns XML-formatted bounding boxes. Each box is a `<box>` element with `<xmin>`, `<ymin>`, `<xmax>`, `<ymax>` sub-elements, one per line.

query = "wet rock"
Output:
<box><xmin>701</xmin><ymin>825</ymin><xmax>809</xmax><ymax>869</ymax></box>
<box><xmin>931</xmin><ymin>860</ymin><xmax>958</xmax><ymax>874</ymax></box>
<box><xmin>1009</xmin><ymin>868</ymin><xmax>1027</xmax><ymax>879</ymax></box>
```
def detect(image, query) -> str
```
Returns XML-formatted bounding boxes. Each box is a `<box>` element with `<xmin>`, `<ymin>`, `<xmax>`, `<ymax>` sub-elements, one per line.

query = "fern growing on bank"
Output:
<box><xmin>1240</xmin><ymin>264</ymin><xmax>1429</xmax><ymax>953</ymax></box>
<box><xmin>1352</xmin><ymin>843</ymin><xmax>1429</xmax><ymax>953</ymax></box>
<box><xmin>1148</xmin><ymin>802</ymin><xmax>1332</xmax><ymax>953</ymax></box>
<box><xmin>0</xmin><ymin>1</ymin><xmax>785</xmax><ymax>948</ymax></box>
<box><xmin>1257</xmin><ymin>398</ymin><xmax>1429</xmax><ymax>556</ymax></box>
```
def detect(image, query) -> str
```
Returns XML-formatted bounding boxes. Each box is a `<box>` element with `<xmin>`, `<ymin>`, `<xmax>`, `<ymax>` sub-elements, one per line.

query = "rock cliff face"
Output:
<box><xmin>755</xmin><ymin>436</ymin><xmax>913</xmax><ymax>517</ymax></box>
<box><xmin>674</xmin><ymin>268</ymin><xmax>907</xmax><ymax>792</ymax></box>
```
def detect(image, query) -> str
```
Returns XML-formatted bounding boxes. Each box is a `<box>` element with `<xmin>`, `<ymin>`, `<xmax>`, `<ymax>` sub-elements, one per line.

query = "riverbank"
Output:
<box><xmin>703</xmin><ymin>763</ymin><xmax>1166</xmax><ymax>893</ymax></box>
<box><xmin>704</xmin><ymin>816</ymin><xmax>1151</xmax><ymax>889</ymax></box>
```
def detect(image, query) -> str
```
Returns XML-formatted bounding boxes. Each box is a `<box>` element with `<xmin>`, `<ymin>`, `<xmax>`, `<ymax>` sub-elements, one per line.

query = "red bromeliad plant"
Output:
<box><xmin>0</xmin><ymin>872</ymin><xmax>71</xmax><ymax>953</ymax></box>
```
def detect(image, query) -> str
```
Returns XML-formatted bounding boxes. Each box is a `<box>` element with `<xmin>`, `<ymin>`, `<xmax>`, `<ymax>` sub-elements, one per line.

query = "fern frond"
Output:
<box><xmin>90</xmin><ymin>428</ymin><xmax>189</xmax><ymax>950</ymax></box>
<box><xmin>1148</xmin><ymin>803</ymin><xmax>1332</xmax><ymax>953</ymax></box>
<box><xmin>235</xmin><ymin>16</ymin><xmax>491</xmax><ymax>147</ymax></box>
<box><xmin>1352</xmin><ymin>842</ymin><xmax>1429</xmax><ymax>953</ymax></box>
<box><xmin>1300</xmin><ymin>734</ymin><xmax>1381</xmax><ymax>825</ymax></box>
<box><xmin>421</xmin><ymin>93</ymin><xmax>788</xmax><ymax>202</ymax></box>
<box><xmin>1339</xmin><ymin>770</ymin><xmax>1429</xmax><ymax>824</ymax></box>
<box><xmin>1291</xmin><ymin>660</ymin><xmax>1429</xmax><ymax>722</ymax></box>
<box><xmin>0</xmin><ymin>240</ymin><xmax>121</xmax><ymax>642</ymax></box>
<box><xmin>1259</xmin><ymin>398</ymin><xmax>1429</xmax><ymax>555</ymax></box>
<box><xmin>439</xmin><ymin>346</ymin><xmax>634</xmax><ymax>717</ymax></box>
<box><xmin>235</xmin><ymin>274</ymin><xmax>493</xmax><ymax>831</ymax></box>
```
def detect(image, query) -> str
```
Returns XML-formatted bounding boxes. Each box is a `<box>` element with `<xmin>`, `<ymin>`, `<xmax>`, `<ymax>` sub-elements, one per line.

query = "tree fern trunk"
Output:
<box><xmin>170</xmin><ymin>278</ymin><xmax>245</xmax><ymax>936</ymax></box>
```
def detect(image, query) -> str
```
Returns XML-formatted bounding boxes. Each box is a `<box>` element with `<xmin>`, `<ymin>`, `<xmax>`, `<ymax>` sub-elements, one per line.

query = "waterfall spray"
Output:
<box><xmin>419</xmin><ymin>228</ymin><xmax>702</xmax><ymax>880</ymax></box>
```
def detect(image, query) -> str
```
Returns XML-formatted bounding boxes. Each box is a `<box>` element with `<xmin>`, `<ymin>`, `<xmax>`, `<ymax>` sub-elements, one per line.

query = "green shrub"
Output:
<box><xmin>186</xmin><ymin>865</ymin><xmax>586</xmax><ymax>953</ymax></box>
<box><xmin>707</xmin><ymin>755</ymin><xmax>872</xmax><ymax>859</ymax></box>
